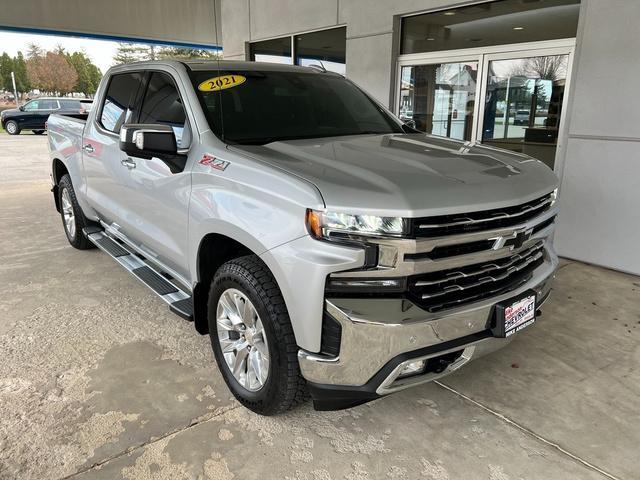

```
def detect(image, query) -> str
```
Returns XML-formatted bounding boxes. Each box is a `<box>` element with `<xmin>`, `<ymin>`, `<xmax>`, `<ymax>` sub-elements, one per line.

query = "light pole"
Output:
<box><xmin>11</xmin><ymin>71</ymin><xmax>19</xmax><ymax>107</ymax></box>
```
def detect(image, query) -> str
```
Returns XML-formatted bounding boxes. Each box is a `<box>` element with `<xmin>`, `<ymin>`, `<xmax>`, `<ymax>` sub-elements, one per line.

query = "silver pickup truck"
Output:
<box><xmin>48</xmin><ymin>60</ymin><xmax>559</xmax><ymax>414</ymax></box>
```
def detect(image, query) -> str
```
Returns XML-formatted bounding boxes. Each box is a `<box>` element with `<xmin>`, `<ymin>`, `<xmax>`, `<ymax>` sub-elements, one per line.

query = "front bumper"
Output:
<box><xmin>299</xmin><ymin>245</ymin><xmax>558</xmax><ymax>410</ymax></box>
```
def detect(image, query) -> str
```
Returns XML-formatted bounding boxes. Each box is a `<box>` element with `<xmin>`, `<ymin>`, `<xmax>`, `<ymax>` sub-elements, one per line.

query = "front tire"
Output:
<box><xmin>58</xmin><ymin>174</ymin><xmax>95</xmax><ymax>250</ymax></box>
<box><xmin>33</xmin><ymin>130</ymin><xmax>45</xmax><ymax>135</ymax></box>
<box><xmin>5</xmin><ymin>120</ymin><xmax>20</xmax><ymax>135</ymax></box>
<box><xmin>208</xmin><ymin>255</ymin><xmax>307</xmax><ymax>415</ymax></box>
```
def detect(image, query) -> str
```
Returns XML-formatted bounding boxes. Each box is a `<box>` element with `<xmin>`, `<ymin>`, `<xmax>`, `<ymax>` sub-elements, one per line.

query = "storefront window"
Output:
<box><xmin>401</xmin><ymin>0</ymin><xmax>580</xmax><ymax>55</ymax></box>
<box><xmin>250</xmin><ymin>37</ymin><xmax>292</xmax><ymax>64</ymax></box>
<box><xmin>482</xmin><ymin>54</ymin><xmax>569</xmax><ymax>168</ymax></box>
<box><xmin>400</xmin><ymin>62</ymin><xmax>477</xmax><ymax>141</ymax></box>
<box><xmin>295</xmin><ymin>27</ymin><xmax>346</xmax><ymax>75</ymax></box>
<box><xmin>249</xmin><ymin>28</ymin><xmax>346</xmax><ymax>74</ymax></box>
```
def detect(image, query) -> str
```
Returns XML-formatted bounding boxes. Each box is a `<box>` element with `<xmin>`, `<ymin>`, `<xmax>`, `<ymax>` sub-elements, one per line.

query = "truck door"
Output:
<box><xmin>116</xmin><ymin>70</ymin><xmax>193</xmax><ymax>279</ymax></box>
<box><xmin>37</xmin><ymin>99</ymin><xmax>60</xmax><ymax>129</ymax></box>
<box><xmin>20</xmin><ymin>99</ymin><xmax>42</xmax><ymax>128</ymax></box>
<box><xmin>82</xmin><ymin>71</ymin><xmax>145</xmax><ymax>226</ymax></box>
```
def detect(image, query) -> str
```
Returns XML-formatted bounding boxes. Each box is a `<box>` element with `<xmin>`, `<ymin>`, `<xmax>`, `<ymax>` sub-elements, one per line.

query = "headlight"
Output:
<box><xmin>549</xmin><ymin>188</ymin><xmax>558</xmax><ymax>206</ymax></box>
<box><xmin>306</xmin><ymin>209</ymin><xmax>407</xmax><ymax>239</ymax></box>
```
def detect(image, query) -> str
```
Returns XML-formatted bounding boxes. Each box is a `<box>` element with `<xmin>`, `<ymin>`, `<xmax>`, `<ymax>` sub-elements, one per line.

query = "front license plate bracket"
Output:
<box><xmin>492</xmin><ymin>290</ymin><xmax>537</xmax><ymax>338</ymax></box>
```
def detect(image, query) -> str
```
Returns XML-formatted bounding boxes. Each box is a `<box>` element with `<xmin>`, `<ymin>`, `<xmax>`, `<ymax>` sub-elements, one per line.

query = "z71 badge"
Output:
<box><xmin>199</xmin><ymin>154</ymin><xmax>230</xmax><ymax>171</ymax></box>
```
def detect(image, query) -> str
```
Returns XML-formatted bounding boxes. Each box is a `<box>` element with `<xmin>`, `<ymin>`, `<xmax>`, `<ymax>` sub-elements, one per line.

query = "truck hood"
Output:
<box><xmin>232</xmin><ymin>133</ymin><xmax>558</xmax><ymax>217</ymax></box>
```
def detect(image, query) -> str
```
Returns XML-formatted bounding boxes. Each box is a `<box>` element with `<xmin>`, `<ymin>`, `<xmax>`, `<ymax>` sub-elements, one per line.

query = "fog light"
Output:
<box><xmin>397</xmin><ymin>359</ymin><xmax>426</xmax><ymax>379</ymax></box>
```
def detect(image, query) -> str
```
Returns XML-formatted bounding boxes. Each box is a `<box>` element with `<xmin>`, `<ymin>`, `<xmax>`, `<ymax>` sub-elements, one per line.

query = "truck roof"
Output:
<box><xmin>108</xmin><ymin>59</ymin><xmax>340</xmax><ymax>75</ymax></box>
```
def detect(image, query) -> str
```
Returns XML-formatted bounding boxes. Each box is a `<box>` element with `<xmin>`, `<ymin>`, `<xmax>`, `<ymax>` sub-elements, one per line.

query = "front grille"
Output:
<box><xmin>407</xmin><ymin>242</ymin><xmax>545</xmax><ymax>312</ymax></box>
<box><xmin>410</xmin><ymin>193</ymin><xmax>554</xmax><ymax>238</ymax></box>
<box><xmin>405</xmin><ymin>239</ymin><xmax>495</xmax><ymax>261</ymax></box>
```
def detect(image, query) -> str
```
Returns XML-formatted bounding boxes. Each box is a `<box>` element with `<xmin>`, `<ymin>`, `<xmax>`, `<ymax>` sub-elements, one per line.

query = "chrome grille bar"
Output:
<box><xmin>417</xmin><ymin>195</ymin><xmax>553</xmax><ymax>230</ymax></box>
<box><xmin>418</xmin><ymin>248</ymin><xmax>544</xmax><ymax>300</ymax></box>
<box><xmin>414</xmin><ymin>243</ymin><xmax>544</xmax><ymax>287</ymax></box>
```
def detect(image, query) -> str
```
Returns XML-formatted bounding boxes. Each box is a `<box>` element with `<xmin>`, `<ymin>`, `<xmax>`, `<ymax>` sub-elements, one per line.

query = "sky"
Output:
<box><xmin>0</xmin><ymin>31</ymin><xmax>120</xmax><ymax>73</ymax></box>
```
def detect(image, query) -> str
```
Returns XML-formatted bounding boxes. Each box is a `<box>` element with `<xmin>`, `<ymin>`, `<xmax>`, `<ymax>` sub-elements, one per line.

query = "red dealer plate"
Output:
<box><xmin>492</xmin><ymin>290</ymin><xmax>537</xmax><ymax>338</ymax></box>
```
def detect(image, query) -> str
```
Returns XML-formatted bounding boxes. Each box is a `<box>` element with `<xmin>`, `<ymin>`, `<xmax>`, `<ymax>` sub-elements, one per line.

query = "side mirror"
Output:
<box><xmin>19</xmin><ymin>105</ymin><xmax>25</xmax><ymax>111</ymax></box>
<box><xmin>119</xmin><ymin>124</ymin><xmax>177</xmax><ymax>160</ymax></box>
<box><xmin>403</xmin><ymin>119</ymin><xmax>416</xmax><ymax>129</ymax></box>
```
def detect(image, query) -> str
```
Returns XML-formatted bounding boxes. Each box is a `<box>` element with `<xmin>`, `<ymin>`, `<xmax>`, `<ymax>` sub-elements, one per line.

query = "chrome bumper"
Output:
<box><xmin>298</xmin><ymin>244</ymin><xmax>558</xmax><ymax>390</ymax></box>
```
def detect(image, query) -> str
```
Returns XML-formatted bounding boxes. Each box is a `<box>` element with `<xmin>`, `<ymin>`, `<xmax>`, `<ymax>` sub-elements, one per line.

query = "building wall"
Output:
<box><xmin>0</xmin><ymin>0</ymin><xmax>222</xmax><ymax>47</ymax></box>
<box><xmin>221</xmin><ymin>0</ymin><xmax>640</xmax><ymax>275</ymax></box>
<box><xmin>220</xmin><ymin>0</ymin><xmax>462</xmax><ymax>104</ymax></box>
<box><xmin>553</xmin><ymin>0</ymin><xmax>640</xmax><ymax>275</ymax></box>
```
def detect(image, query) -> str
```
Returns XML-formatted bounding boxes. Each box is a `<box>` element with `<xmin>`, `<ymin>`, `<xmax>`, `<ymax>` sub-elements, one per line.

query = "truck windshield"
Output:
<box><xmin>191</xmin><ymin>70</ymin><xmax>403</xmax><ymax>145</ymax></box>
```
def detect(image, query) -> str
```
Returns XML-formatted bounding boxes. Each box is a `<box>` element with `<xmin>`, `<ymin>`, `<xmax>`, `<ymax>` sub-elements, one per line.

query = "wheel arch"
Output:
<box><xmin>192</xmin><ymin>232</ymin><xmax>257</xmax><ymax>335</ymax></box>
<box><xmin>51</xmin><ymin>158</ymin><xmax>69</xmax><ymax>212</ymax></box>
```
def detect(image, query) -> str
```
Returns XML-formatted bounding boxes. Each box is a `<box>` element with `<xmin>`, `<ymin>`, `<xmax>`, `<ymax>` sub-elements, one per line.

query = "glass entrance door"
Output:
<box><xmin>399</xmin><ymin>61</ymin><xmax>478</xmax><ymax>141</ymax></box>
<box><xmin>480</xmin><ymin>53</ymin><xmax>570</xmax><ymax>169</ymax></box>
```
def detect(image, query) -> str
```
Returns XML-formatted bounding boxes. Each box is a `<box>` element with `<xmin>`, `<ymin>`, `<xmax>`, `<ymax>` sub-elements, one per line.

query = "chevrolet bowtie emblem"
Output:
<box><xmin>491</xmin><ymin>228</ymin><xmax>534</xmax><ymax>250</ymax></box>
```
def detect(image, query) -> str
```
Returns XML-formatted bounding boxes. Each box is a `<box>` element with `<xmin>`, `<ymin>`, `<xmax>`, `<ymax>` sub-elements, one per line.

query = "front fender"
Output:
<box><xmin>260</xmin><ymin>236</ymin><xmax>364</xmax><ymax>352</ymax></box>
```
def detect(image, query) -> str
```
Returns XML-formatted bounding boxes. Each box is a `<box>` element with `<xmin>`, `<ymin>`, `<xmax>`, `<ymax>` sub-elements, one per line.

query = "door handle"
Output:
<box><xmin>121</xmin><ymin>158</ymin><xmax>136</xmax><ymax>169</ymax></box>
<box><xmin>82</xmin><ymin>144</ymin><xmax>94</xmax><ymax>153</ymax></box>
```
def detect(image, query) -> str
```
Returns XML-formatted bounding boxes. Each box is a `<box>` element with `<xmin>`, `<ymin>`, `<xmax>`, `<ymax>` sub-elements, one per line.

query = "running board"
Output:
<box><xmin>83</xmin><ymin>228</ymin><xmax>194</xmax><ymax>321</ymax></box>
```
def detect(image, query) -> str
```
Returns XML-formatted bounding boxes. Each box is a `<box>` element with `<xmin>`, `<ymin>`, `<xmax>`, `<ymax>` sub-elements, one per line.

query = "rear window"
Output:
<box><xmin>191</xmin><ymin>69</ymin><xmax>402</xmax><ymax>145</ymax></box>
<box><xmin>60</xmin><ymin>99</ymin><xmax>81</xmax><ymax>110</ymax></box>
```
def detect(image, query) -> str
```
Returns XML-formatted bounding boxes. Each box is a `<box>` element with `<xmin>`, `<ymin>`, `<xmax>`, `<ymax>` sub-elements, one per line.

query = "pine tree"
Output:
<box><xmin>27</xmin><ymin>43</ymin><xmax>44</xmax><ymax>59</ymax></box>
<box><xmin>13</xmin><ymin>52</ymin><xmax>30</xmax><ymax>93</ymax></box>
<box><xmin>157</xmin><ymin>47</ymin><xmax>220</xmax><ymax>60</ymax></box>
<box><xmin>113</xmin><ymin>43</ymin><xmax>155</xmax><ymax>64</ymax></box>
<box><xmin>0</xmin><ymin>53</ymin><xmax>12</xmax><ymax>91</ymax></box>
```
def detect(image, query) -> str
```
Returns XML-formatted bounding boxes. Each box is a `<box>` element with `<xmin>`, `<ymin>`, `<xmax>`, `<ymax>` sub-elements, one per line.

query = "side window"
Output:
<box><xmin>40</xmin><ymin>99</ymin><xmax>59</xmax><ymax>110</ymax></box>
<box><xmin>24</xmin><ymin>100</ymin><xmax>39</xmax><ymax>111</ymax></box>
<box><xmin>100</xmin><ymin>72</ymin><xmax>144</xmax><ymax>133</ymax></box>
<box><xmin>60</xmin><ymin>99</ymin><xmax>81</xmax><ymax>110</ymax></box>
<box><xmin>139</xmin><ymin>72</ymin><xmax>189</xmax><ymax>148</ymax></box>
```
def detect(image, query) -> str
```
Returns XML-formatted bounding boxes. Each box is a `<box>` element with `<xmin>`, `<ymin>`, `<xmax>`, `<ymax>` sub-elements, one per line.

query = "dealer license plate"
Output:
<box><xmin>493</xmin><ymin>291</ymin><xmax>537</xmax><ymax>338</ymax></box>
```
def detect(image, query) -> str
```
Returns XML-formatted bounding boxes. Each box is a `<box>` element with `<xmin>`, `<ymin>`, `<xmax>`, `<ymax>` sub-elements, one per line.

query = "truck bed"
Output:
<box><xmin>48</xmin><ymin>113</ymin><xmax>87</xmax><ymax>171</ymax></box>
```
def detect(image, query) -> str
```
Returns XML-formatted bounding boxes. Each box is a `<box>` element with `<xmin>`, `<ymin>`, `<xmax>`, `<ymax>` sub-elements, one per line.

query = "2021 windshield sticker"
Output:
<box><xmin>199</xmin><ymin>154</ymin><xmax>230</xmax><ymax>171</ymax></box>
<box><xmin>198</xmin><ymin>75</ymin><xmax>246</xmax><ymax>92</ymax></box>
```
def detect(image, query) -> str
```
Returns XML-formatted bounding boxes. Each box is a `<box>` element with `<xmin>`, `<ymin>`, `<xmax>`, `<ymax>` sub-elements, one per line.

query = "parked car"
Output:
<box><xmin>48</xmin><ymin>61</ymin><xmax>559</xmax><ymax>415</ymax></box>
<box><xmin>1</xmin><ymin>97</ymin><xmax>92</xmax><ymax>135</ymax></box>
<box><xmin>514</xmin><ymin>109</ymin><xmax>530</xmax><ymax>125</ymax></box>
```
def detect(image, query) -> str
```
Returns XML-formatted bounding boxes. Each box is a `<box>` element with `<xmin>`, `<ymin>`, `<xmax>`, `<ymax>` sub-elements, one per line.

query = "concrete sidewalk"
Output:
<box><xmin>0</xmin><ymin>135</ymin><xmax>638</xmax><ymax>479</ymax></box>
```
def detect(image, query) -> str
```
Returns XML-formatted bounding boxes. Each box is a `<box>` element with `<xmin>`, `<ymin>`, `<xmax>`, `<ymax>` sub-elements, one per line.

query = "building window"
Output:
<box><xmin>401</xmin><ymin>0</ymin><xmax>580</xmax><ymax>55</ymax></box>
<box><xmin>295</xmin><ymin>27</ymin><xmax>346</xmax><ymax>75</ymax></box>
<box><xmin>250</xmin><ymin>36</ymin><xmax>292</xmax><ymax>64</ymax></box>
<box><xmin>250</xmin><ymin>27</ymin><xmax>346</xmax><ymax>75</ymax></box>
<box><xmin>400</xmin><ymin>62</ymin><xmax>478</xmax><ymax>141</ymax></box>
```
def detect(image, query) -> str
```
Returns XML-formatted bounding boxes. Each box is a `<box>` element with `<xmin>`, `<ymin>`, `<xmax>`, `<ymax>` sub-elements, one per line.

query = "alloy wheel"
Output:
<box><xmin>61</xmin><ymin>188</ymin><xmax>76</xmax><ymax>239</ymax></box>
<box><xmin>216</xmin><ymin>288</ymin><xmax>270</xmax><ymax>391</ymax></box>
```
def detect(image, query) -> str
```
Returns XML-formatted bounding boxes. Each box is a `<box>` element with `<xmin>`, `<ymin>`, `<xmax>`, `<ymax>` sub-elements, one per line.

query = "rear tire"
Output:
<box><xmin>208</xmin><ymin>255</ymin><xmax>307</xmax><ymax>415</ymax></box>
<box><xmin>58</xmin><ymin>174</ymin><xmax>95</xmax><ymax>250</ymax></box>
<box><xmin>33</xmin><ymin>130</ymin><xmax>45</xmax><ymax>135</ymax></box>
<box><xmin>5</xmin><ymin>120</ymin><xmax>20</xmax><ymax>135</ymax></box>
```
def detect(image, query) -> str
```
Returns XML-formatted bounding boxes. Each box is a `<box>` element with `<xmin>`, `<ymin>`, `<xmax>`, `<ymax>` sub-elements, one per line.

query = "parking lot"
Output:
<box><xmin>0</xmin><ymin>134</ymin><xmax>638</xmax><ymax>480</ymax></box>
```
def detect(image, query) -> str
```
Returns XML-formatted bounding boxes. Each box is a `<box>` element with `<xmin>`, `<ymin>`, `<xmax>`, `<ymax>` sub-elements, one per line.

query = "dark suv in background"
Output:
<box><xmin>1</xmin><ymin>97</ymin><xmax>92</xmax><ymax>135</ymax></box>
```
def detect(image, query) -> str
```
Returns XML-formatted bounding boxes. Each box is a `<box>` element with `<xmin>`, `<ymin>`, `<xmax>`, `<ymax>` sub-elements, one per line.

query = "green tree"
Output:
<box><xmin>157</xmin><ymin>47</ymin><xmax>220</xmax><ymax>60</ymax></box>
<box><xmin>113</xmin><ymin>43</ymin><xmax>154</xmax><ymax>64</ymax></box>
<box><xmin>0</xmin><ymin>53</ymin><xmax>12</xmax><ymax>91</ymax></box>
<box><xmin>113</xmin><ymin>43</ymin><xmax>220</xmax><ymax>64</ymax></box>
<box><xmin>13</xmin><ymin>52</ymin><xmax>30</xmax><ymax>93</ymax></box>
<box><xmin>26</xmin><ymin>43</ymin><xmax>43</xmax><ymax>59</ymax></box>
<box><xmin>86</xmin><ymin>62</ymin><xmax>102</xmax><ymax>96</ymax></box>
<box><xmin>66</xmin><ymin>51</ymin><xmax>102</xmax><ymax>96</ymax></box>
